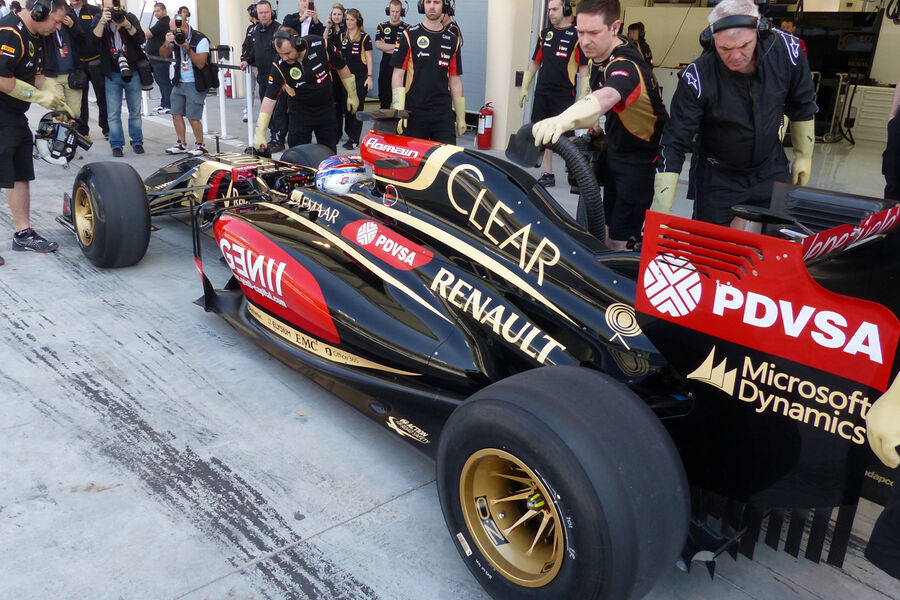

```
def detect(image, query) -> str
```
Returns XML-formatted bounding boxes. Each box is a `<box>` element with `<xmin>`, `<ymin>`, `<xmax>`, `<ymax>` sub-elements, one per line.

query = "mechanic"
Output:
<box><xmin>339</xmin><ymin>8</ymin><xmax>372</xmax><ymax>150</ymax></box>
<box><xmin>533</xmin><ymin>0</ymin><xmax>668</xmax><ymax>251</ymax></box>
<box><xmin>70</xmin><ymin>0</ymin><xmax>106</xmax><ymax>140</ymax></box>
<box><xmin>283</xmin><ymin>0</ymin><xmax>325</xmax><ymax>36</ymax></box>
<box><xmin>375</xmin><ymin>0</ymin><xmax>407</xmax><ymax>109</ymax></box>
<box><xmin>92</xmin><ymin>0</ymin><xmax>145</xmax><ymax>157</ymax></box>
<box><xmin>626</xmin><ymin>22</ymin><xmax>652</xmax><ymax>66</ymax></box>
<box><xmin>241</xmin><ymin>0</ymin><xmax>287</xmax><ymax>153</ymax></box>
<box><xmin>440</xmin><ymin>4</ymin><xmax>461</xmax><ymax>45</ymax></box>
<box><xmin>326</xmin><ymin>3</ymin><xmax>346</xmax><ymax>143</ymax></box>
<box><xmin>651</xmin><ymin>0</ymin><xmax>816</xmax><ymax>228</ymax></box>
<box><xmin>520</xmin><ymin>0</ymin><xmax>589</xmax><ymax>188</ymax></box>
<box><xmin>159</xmin><ymin>10</ymin><xmax>215</xmax><ymax>156</ymax></box>
<box><xmin>0</xmin><ymin>0</ymin><xmax>72</xmax><ymax>264</ymax></box>
<box><xmin>864</xmin><ymin>371</ymin><xmax>900</xmax><ymax>579</ymax></box>
<box><xmin>391</xmin><ymin>0</ymin><xmax>465</xmax><ymax>144</ymax></box>
<box><xmin>884</xmin><ymin>78</ymin><xmax>900</xmax><ymax>201</ymax></box>
<box><xmin>252</xmin><ymin>27</ymin><xmax>358</xmax><ymax>154</ymax></box>
<box><xmin>41</xmin><ymin>1</ymin><xmax>85</xmax><ymax>128</ymax></box>
<box><xmin>240</xmin><ymin>3</ymin><xmax>258</xmax><ymax>123</ymax></box>
<box><xmin>143</xmin><ymin>2</ymin><xmax>171</xmax><ymax>115</ymax></box>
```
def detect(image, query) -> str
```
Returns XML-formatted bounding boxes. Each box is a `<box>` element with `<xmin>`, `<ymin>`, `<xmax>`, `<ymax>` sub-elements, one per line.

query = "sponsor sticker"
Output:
<box><xmin>342</xmin><ymin>220</ymin><xmax>433</xmax><ymax>269</ymax></box>
<box><xmin>416</xmin><ymin>35</ymin><xmax>429</xmax><ymax>49</ymax></box>
<box><xmin>289</xmin><ymin>66</ymin><xmax>302</xmax><ymax>79</ymax></box>
<box><xmin>609</xmin><ymin>69</ymin><xmax>630</xmax><ymax>78</ymax></box>
<box><xmin>387</xmin><ymin>416</ymin><xmax>430</xmax><ymax>444</ymax></box>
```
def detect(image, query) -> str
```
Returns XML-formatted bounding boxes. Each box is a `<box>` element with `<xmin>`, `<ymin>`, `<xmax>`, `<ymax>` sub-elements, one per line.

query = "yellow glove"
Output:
<box><xmin>519</xmin><ymin>69</ymin><xmax>534</xmax><ymax>108</ymax></box>
<box><xmin>578</xmin><ymin>76</ymin><xmax>591</xmax><ymax>101</ymax></box>
<box><xmin>253</xmin><ymin>112</ymin><xmax>271</xmax><ymax>151</ymax></box>
<box><xmin>867</xmin><ymin>373</ymin><xmax>900</xmax><ymax>468</ymax></box>
<box><xmin>790</xmin><ymin>119</ymin><xmax>814</xmax><ymax>186</ymax></box>
<box><xmin>454</xmin><ymin>96</ymin><xmax>466</xmax><ymax>137</ymax></box>
<box><xmin>9</xmin><ymin>79</ymin><xmax>72</xmax><ymax>115</ymax></box>
<box><xmin>391</xmin><ymin>87</ymin><xmax>407</xmax><ymax>134</ymax></box>
<box><xmin>650</xmin><ymin>172</ymin><xmax>679</xmax><ymax>214</ymax></box>
<box><xmin>342</xmin><ymin>76</ymin><xmax>359</xmax><ymax>113</ymax></box>
<box><xmin>532</xmin><ymin>94</ymin><xmax>601</xmax><ymax>146</ymax></box>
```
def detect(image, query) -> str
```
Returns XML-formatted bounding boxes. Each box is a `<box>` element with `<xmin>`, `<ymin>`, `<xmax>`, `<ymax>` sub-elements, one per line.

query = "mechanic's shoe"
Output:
<box><xmin>112</xmin><ymin>147</ymin><xmax>124</xmax><ymax>157</ymax></box>
<box><xmin>133</xmin><ymin>145</ymin><xmax>145</xmax><ymax>154</ymax></box>
<box><xmin>342</xmin><ymin>140</ymin><xmax>358</xmax><ymax>150</ymax></box>
<box><xmin>537</xmin><ymin>172</ymin><xmax>555</xmax><ymax>187</ymax></box>
<box><xmin>166</xmin><ymin>141</ymin><xmax>188</xmax><ymax>154</ymax></box>
<box><xmin>188</xmin><ymin>143</ymin><xmax>208</xmax><ymax>156</ymax></box>
<box><xmin>12</xmin><ymin>228</ymin><xmax>58</xmax><ymax>253</ymax></box>
<box><xmin>242</xmin><ymin>108</ymin><xmax>248</xmax><ymax>122</ymax></box>
<box><xmin>268</xmin><ymin>140</ymin><xmax>285</xmax><ymax>153</ymax></box>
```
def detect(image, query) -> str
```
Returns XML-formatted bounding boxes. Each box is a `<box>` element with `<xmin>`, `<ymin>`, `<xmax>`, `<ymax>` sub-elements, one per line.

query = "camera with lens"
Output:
<box><xmin>173</xmin><ymin>15</ymin><xmax>186</xmax><ymax>44</ymax></box>
<box><xmin>115</xmin><ymin>51</ymin><xmax>132</xmax><ymax>81</ymax></box>
<box><xmin>110</xmin><ymin>0</ymin><xmax>126</xmax><ymax>22</ymax></box>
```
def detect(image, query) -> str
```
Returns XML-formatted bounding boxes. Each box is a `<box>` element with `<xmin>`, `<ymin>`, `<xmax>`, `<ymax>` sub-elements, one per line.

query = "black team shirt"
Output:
<box><xmin>0</xmin><ymin>13</ymin><xmax>42</xmax><ymax>115</ymax></box>
<box><xmin>264</xmin><ymin>35</ymin><xmax>346</xmax><ymax>108</ymax></box>
<box><xmin>375</xmin><ymin>19</ymin><xmax>406</xmax><ymax>63</ymax></box>
<box><xmin>589</xmin><ymin>37</ymin><xmax>668</xmax><ymax>160</ymax></box>
<box><xmin>391</xmin><ymin>23</ymin><xmax>461</xmax><ymax>113</ymax></box>
<box><xmin>340</xmin><ymin>31</ymin><xmax>372</xmax><ymax>78</ymax></box>
<box><xmin>531</xmin><ymin>23</ymin><xmax>585</xmax><ymax>97</ymax></box>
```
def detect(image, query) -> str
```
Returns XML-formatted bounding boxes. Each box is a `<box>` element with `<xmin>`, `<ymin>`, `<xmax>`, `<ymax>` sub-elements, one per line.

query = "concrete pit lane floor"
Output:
<box><xmin>2</xmin><ymin>98</ymin><xmax>899</xmax><ymax>600</ymax></box>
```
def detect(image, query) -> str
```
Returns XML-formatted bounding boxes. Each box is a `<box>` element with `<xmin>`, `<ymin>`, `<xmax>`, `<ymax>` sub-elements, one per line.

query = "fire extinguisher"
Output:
<box><xmin>224</xmin><ymin>69</ymin><xmax>233</xmax><ymax>99</ymax></box>
<box><xmin>477</xmin><ymin>102</ymin><xmax>494</xmax><ymax>150</ymax></box>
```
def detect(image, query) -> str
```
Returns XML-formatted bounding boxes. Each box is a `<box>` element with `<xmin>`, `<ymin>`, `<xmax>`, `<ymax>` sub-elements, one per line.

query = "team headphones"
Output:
<box><xmin>386</xmin><ymin>0</ymin><xmax>408</xmax><ymax>17</ymax></box>
<box><xmin>29</xmin><ymin>0</ymin><xmax>51</xmax><ymax>21</ymax></box>
<box><xmin>417</xmin><ymin>0</ymin><xmax>453</xmax><ymax>16</ymax></box>
<box><xmin>561</xmin><ymin>0</ymin><xmax>572</xmax><ymax>17</ymax></box>
<box><xmin>699</xmin><ymin>14</ymin><xmax>771</xmax><ymax>50</ymax></box>
<box><xmin>273</xmin><ymin>29</ymin><xmax>309</xmax><ymax>54</ymax></box>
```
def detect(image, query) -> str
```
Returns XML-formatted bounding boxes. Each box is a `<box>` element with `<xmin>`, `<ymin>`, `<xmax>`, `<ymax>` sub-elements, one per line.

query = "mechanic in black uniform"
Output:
<box><xmin>651</xmin><ymin>0</ymin><xmax>816</xmax><ymax>228</ymax></box>
<box><xmin>282</xmin><ymin>0</ymin><xmax>325</xmax><ymax>36</ymax></box>
<box><xmin>241</xmin><ymin>0</ymin><xmax>287</xmax><ymax>152</ymax></box>
<box><xmin>339</xmin><ymin>8</ymin><xmax>371</xmax><ymax>149</ymax></box>
<box><xmin>252</xmin><ymin>27</ymin><xmax>358</xmax><ymax>154</ymax></box>
<box><xmin>884</xmin><ymin>78</ymin><xmax>900</xmax><ymax>200</ymax></box>
<box><xmin>375</xmin><ymin>0</ymin><xmax>406</xmax><ymax>109</ymax></box>
<box><xmin>70</xmin><ymin>0</ymin><xmax>105</xmax><ymax>139</ymax></box>
<box><xmin>533</xmin><ymin>0</ymin><xmax>667</xmax><ymax>250</ymax></box>
<box><xmin>520</xmin><ymin>0</ymin><xmax>589</xmax><ymax>188</ymax></box>
<box><xmin>240</xmin><ymin>3</ymin><xmax>257</xmax><ymax>123</ymax></box>
<box><xmin>0</xmin><ymin>0</ymin><xmax>72</xmax><ymax>265</ymax></box>
<box><xmin>391</xmin><ymin>0</ymin><xmax>465</xmax><ymax>144</ymax></box>
<box><xmin>626</xmin><ymin>22</ymin><xmax>652</xmax><ymax>66</ymax></box>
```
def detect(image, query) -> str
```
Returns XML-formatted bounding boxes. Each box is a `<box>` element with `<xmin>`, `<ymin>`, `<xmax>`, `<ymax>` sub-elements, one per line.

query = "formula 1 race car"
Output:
<box><xmin>57</xmin><ymin>111</ymin><xmax>900</xmax><ymax>600</ymax></box>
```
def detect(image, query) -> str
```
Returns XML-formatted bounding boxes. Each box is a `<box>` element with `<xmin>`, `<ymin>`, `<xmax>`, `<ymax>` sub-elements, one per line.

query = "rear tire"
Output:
<box><xmin>72</xmin><ymin>162</ymin><xmax>150</xmax><ymax>268</ymax></box>
<box><xmin>280</xmin><ymin>143</ymin><xmax>334</xmax><ymax>169</ymax></box>
<box><xmin>437</xmin><ymin>366</ymin><xmax>689</xmax><ymax>600</ymax></box>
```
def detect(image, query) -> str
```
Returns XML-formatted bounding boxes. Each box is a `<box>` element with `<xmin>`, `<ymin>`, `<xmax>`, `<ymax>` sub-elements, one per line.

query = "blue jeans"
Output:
<box><xmin>151</xmin><ymin>59</ymin><xmax>172</xmax><ymax>109</ymax></box>
<box><xmin>105</xmin><ymin>71</ymin><xmax>143</xmax><ymax>149</ymax></box>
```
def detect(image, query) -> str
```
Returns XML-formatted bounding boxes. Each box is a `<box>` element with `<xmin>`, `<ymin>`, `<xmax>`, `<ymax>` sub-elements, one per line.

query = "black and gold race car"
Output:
<box><xmin>57</xmin><ymin>112</ymin><xmax>900</xmax><ymax>600</ymax></box>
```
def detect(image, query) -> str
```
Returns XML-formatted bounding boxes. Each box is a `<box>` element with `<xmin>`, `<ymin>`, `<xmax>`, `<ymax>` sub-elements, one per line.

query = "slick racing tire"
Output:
<box><xmin>437</xmin><ymin>366</ymin><xmax>689</xmax><ymax>600</ymax></box>
<box><xmin>280</xmin><ymin>144</ymin><xmax>334</xmax><ymax>169</ymax></box>
<box><xmin>71</xmin><ymin>162</ymin><xmax>150</xmax><ymax>268</ymax></box>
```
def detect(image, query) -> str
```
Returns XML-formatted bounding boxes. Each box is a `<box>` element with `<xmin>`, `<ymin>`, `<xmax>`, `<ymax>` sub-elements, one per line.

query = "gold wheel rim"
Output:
<box><xmin>459</xmin><ymin>448</ymin><xmax>564</xmax><ymax>587</ymax></box>
<box><xmin>74</xmin><ymin>186</ymin><xmax>94</xmax><ymax>248</ymax></box>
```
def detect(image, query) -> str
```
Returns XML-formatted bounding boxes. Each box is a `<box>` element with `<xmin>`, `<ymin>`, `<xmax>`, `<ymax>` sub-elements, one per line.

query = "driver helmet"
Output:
<box><xmin>315</xmin><ymin>155</ymin><xmax>366</xmax><ymax>195</ymax></box>
<box><xmin>34</xmin><ymin>111</ymin><xmax>90</xmax><ymax>166</ymax></box>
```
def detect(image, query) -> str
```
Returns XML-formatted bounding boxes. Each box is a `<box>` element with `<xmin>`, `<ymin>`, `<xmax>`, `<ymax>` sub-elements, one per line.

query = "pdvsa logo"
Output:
<box><xmin>642</xmin><ymin>254</ymin><xmax>703</xmax><ymax>317</ymax></box>
<box><xmin>343</xmin><ymin>220</ymin><xmax>433</xmax><ymax>270</ymax></box>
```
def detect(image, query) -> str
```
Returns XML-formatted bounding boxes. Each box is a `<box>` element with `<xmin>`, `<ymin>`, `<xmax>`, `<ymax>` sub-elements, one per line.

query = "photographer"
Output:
<box><xmin>0</xmin><ymin>0</ymin><xmax>73</xmax><ymax>263</ymax></box>
<box><xmin>70</xmin><ymin>0</ymin><xmax>106</xmax><ymax>140</ymax></box>
<box><xmin>283</xmin><ymin>0</ymin><xmax>325</xmax><ymax>36</ymax></box>
<box><xmin>144</xmin><ymin>2</ymin><xmax>171</xmax><ymax>114</ymax></box>
<box><xmin>159</xmin><ymin>11</ymin><xmax>215</xmax><ymax>156</ymax></box>
<box><xmin>92</xmin><ymin>0</ymin><xmax>146</xmax><ymax>157</ymax></box>
<box><xmin>42</xmin><ymin>2</ymin><xmax>86</xmax><ymax>129</ymax></box>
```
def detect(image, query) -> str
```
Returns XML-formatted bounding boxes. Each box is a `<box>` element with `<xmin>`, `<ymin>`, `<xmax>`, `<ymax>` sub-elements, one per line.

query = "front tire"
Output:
<box><xmin>72</xmin><ymin>162</ymin><xmax>150</xmax><ymax>268</ymax></box>
<box><xmin>437</xmin><ymin>366</ymin><xmax>689</xmax><ymax>600</ymax></box>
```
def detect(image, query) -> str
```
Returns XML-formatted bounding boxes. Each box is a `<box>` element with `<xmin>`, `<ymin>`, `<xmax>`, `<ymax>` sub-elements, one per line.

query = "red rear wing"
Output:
<box><xmin>637</xmin><ymin>212</ymin><xmax>899</xmax><ymax>391</ymax></box>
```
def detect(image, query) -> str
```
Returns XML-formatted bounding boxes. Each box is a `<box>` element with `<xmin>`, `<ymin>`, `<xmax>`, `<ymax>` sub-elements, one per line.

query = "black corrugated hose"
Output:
<box><xmin>548</xmin><ymin>136</ymin><xmax>606</xmax><ymax>244</ymax></box>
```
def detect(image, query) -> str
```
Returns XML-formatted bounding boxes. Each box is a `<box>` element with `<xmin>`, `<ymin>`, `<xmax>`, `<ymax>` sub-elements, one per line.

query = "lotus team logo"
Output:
<box><xmin>356</xmin><ymin>221</ymin><xmax>378</xmax><ymax>245</ymax></box>
<box><xmin>417</xmin><ymin>35</ymin><xmax>429</xmax><ymax>49</ymax></box>
<box><xmin>289</xmin><ymin>66</ymin><xmax>302</xmax><ymax>79</ymax></box>
<box><xmin>384</xmin><ymin>27</ymin><xmax>391</xmax><ymax>34</ymax></box>
<box><xmin>643</xmin><ymin>253</ymin><xmax>702</xmax><ymax>317</ymax></box>
<box><xmin>545</xmin><ymin>31</ymin><xmax>553</xmax><ymax>41</ymax></box>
